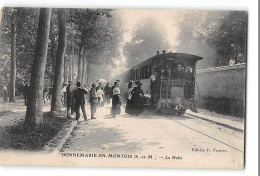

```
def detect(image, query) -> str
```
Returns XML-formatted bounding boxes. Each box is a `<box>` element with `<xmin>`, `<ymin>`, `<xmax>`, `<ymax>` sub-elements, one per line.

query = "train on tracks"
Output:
<box><xmin>119</xmin><ymin>51</ymin><xmax>203</xmax><ymax>115</ymax></box>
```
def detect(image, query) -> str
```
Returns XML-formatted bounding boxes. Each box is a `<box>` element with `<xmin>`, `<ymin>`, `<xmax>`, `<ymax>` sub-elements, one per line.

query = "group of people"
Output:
<box><xmin>125</xmin><ymin>80</ymin><xmax>145</xmax><ymax>116</ymax></box>
<box><xmin>66</xmin><ymin>79</ymin><xmax>124</xmax><ymax>122</ymax></box>
<box><xmin>66</xmin><ymin>81</ymin><xmax>99</xmax><ymax>121</ymax></box>
<box><xmin>151</xmin><ymin>64</ymin><xmax>195</xmax><ymax>99</ymax></box>
<box><xmin>159</xmin><ymin>64</ymin><xmax>195</xmax><ymax>81</ymax></box>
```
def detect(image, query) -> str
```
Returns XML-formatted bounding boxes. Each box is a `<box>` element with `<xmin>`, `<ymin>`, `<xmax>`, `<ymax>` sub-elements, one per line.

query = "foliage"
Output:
<box><xmin>176</xmin><ymin>10</ymin><xmax>247</xmax><ymax>68</ymax></box>
<box><xmin>123</xmin><ymin>18</ymin><xmax>170</xmax><ymax>67</ymax></box>
<box><xmin>0</xmin><ymin>7</ymin><xmax>124</xmax><ymax>90</ymax></box>
<box><xmin>69</xmin><ymin>9</ymin><xmax>123</xmax><ymax>66</ymax></box>
<box><xmin>0</xmin><ymin>7</ymin><xmax>39</xmax><ymax>88</ymax></box>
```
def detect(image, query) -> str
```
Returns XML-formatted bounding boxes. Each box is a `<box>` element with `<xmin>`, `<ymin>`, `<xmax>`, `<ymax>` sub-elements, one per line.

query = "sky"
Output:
<box><xmin>108</xmin><ymin>9</ymin><xmax>183</xmax><ymax>79</ymax></box>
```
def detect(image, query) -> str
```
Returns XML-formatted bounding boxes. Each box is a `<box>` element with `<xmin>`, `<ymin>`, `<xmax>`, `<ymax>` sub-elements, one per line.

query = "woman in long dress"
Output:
<box><xmin>112</xmin><ymin>82</ymin><xmax>121</xmax><ymax>117</ymax></box>
<box><xmin>125</xmin><ymin>80</ymin><xmax>135</xmax><ymax>115</ymax></box>
<box><xmin>131</xmin><ymin>81</ymin><xmax>144</xmax><ymax>116</ymax></box>
<box><xmin>96</xmin><ymin>85</ymin><xmax>104</xmax><ymax>107</ymax></box>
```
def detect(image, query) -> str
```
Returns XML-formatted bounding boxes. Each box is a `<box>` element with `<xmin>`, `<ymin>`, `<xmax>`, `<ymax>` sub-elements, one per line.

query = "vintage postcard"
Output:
<box><xmin>0</xmin><ymin>7</ymin><xmax>246</xmax><ymax>169</ymax></box>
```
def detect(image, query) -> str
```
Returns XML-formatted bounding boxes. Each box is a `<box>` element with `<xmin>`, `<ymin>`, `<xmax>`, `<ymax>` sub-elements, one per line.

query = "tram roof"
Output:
<box><xmin>153</xmin><ymin>53</ymin><xmax>203</xmax><ymax>60</ymax></box>
<box><xmin>132</xmin><ymin>53</ymin><xmax>203</xmax><ymax>68</ymax></box>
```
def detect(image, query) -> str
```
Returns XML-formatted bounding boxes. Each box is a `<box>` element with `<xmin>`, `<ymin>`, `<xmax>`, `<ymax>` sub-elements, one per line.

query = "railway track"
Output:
<box><xmin>164</xmin><ymin>113</ymin><xmax>244</xmax><ymax>153</ymax></box>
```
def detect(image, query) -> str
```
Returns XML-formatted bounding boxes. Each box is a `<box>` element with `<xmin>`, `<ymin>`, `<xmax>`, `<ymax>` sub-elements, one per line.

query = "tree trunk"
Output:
<box><xmin>77</xmin><ymin>44</ymin><xmax>83</xmax><ymax>82</ymax></box>
<box><xmin>51</xmin><ymin>8</ymin><xmax>67</xmax><ymax>112</ymax></box>
<box><xmin>68</xmin><ymin>25</ymin><xmax>74</xmax><ymax>83</ymax></box>
<box><xmin>84</xmin><ymin>61</ymin><xmax>88</xmax><ymax>86</ymax></box>
<box><xmin>81</xmin><ymin>52</ymin><xmax>86</xmax><ymax>86</ymax></box>
<box><xmin>71</xmin><ymin>31</ymin><xmax>75</xmax><ymax>84</ymax></box>
<box><xmin>9</xmin><ymin>18</ymin><xmax>16</xmax><ymax>102</ymax></box>
<box><xmin>50</xmin><ymin>37</ymin><xmax>56</xmax><ymax>85</ymax></box>
<box><xmin>68</xmin><ymin>54</ymin><xmax>72</xmax><ymax>82</ymax></box>
<box><xmin>88</xmin><ymin>63</ymin><xmax>92</xmax><ymax>84</ymax></box>
<box><xmin>64</xmin><ymin>56</ymin><xmax>68</xmax><ymax>83</ymax></box>
<box><xmin>25</xmin><ymin>8</ymin><xmax>52</xmax><ymax>126</ymax></box>
<box><xmin>86</xmin><ymin>62</ymin><xmax>90</xmax><ymax>85</ymax></box>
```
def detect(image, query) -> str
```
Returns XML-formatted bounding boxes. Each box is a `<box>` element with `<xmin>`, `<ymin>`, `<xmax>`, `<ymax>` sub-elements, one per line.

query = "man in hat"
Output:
<box><xmin>184</xmin><ymin>67</ymin><xmax>195</xmax><ymax>98</ymax></box>
<box><xmin>173</xmin><ymin>64</ymin><xmax>185</xmax><ymax>80</ymax></box>
<box><xmin>73</xmin><ymin>82</ymin><xmax>88</xmax><ymax>121</ymax></box>
<box><xmin>185</xmin><ymin>67</ymin><xmax>195</xmax><ymax>82</ymax></box>
<box><xmin>110</xmin><ymin>79</ymin><xmax>120</xmax><ymax>99</ymax></box>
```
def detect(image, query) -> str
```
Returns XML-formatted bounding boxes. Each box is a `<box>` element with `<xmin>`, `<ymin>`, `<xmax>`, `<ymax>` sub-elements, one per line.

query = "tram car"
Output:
<box><xmin>120</xmin><ymin>51</ymin><xmax>203</xmax><ymax>115</ymax></box>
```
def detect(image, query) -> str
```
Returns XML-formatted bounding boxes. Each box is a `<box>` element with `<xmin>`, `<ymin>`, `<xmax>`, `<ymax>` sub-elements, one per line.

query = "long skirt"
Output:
<box><xmin>125</xmin><ymin>99</ymin><xmax>134</xmax><ymax>114</ymax></box>
<box><xmin>132</xmin><ymin>96</ymin><xmax>144</xmax><ymax>115</ymax></box>
<box><xmin>112</xmin><ymin>95</ymin><xmax>121</xmax><ymax>116</ymax></box>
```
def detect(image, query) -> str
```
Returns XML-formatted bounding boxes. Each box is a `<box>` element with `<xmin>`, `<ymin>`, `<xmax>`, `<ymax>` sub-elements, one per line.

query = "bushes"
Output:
<box><xmin>197</xmin><ymin>96</ymin><xmax>245</xmax><ymax>118</ymax></box>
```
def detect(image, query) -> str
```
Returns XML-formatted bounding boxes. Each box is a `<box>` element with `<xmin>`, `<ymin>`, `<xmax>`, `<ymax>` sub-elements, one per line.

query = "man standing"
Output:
<box><xmin>89</xmin><ymin>83</ymin><xmax>98</xmax><ymax>119</ymax></box>
<box><xmin>184</xmin><ymin>67</ymin><xmax>195</xmax><ymax>98</ymax></box>
<box><xmin>104</xmin><ymin>82</ymin><xmax>111</xmax><ymax>105</ymax></box>
<box><xmin>174</xmin><ymin>64</ymin><xmax>185</xmax><ymax>80</ymax></box>
<box><xmin>73</xmin><ymin>82</ymin><xmax>88</xmax><ymax>121</ymax></box>
<box><xmin>66</xmin><ymin>81</ymin><xmax>74</xmax><ymax>117</ymax></box>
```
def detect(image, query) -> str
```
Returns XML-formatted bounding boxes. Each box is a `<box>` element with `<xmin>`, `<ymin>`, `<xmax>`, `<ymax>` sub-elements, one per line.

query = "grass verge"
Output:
<box><xmin>0</xmin><ymin>112</ymin><xmax>68</xmax><ymax>151</ymax></box>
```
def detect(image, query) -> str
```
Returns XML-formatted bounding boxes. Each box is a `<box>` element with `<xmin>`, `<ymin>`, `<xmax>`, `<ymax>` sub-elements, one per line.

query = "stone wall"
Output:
<box><xmin>195</xmin><ymin>63</ymin><xmax>246</xmax><ymax>117</ymax></box>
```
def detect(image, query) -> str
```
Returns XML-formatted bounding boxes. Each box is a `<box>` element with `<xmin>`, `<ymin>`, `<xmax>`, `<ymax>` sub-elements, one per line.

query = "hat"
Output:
<box><xmin>177</xmin><ymin>64</ymin><xmax>182</xmax><ymax>67</ymax></box>
<box><xmin>76</xmin><ymin>82</ymin><xmax>81</xmax><ymax>87</ymax></box>
<box><xmin>135</xmin><ymin>81</ymin><xmax>143</xmax><ymax>86</ymax></box>
<box><xmin>187</xmin><ymin>66</ymin><xmax>192</xmax><ymax>69</ymax></box>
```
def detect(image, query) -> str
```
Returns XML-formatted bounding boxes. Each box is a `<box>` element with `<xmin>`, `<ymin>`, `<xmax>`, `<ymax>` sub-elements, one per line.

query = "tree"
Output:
<box><xmin>175</xmin><ymin>11</ymin><xmax>247</xmax><ymax>68</ymax></box>
<box><xmin>123</xmin><ymin>18</ymin><xmax>170</xmax><ymax>67</ymax></box>
<box><xmin>0</xmin><ymin>8</ymin><xmax>40</xmax><ymax>96</ymax></box>
<box><xmin>25</xmin><ymin>8</ymin><xmax>52</xmax><ymax>126</ymax></box>
<box><xmin>51</xmin><ymin>8</ymin><xmax>67</xmax><ymax>112</ymax></box>
<box><xmin>9</xmin><ymin>13</ymin><xmax>16</xmax><ymax>102</ymax></box>
<box><xmin>206</xmin><ymin>11</ymin><xmax>247</xmax><ymax>65</ymax></box>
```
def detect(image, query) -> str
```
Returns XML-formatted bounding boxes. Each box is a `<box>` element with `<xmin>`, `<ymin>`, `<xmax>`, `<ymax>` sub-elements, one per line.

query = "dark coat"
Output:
<box><xmin>73</xmin><ymin>88</ymin><xmax>88</xmax><ymax>105</ymax></box>
<box><xmin>131</xmin><ymin>87</ymin><xmax>144</xmax><ymax>106</ymax></box>
<box><xmin>185</xmin><ymin>72</ymin><xmax>195</xmax><ymax>81</ymax></box>
<box><xmin>89</xmin><ymin>87</ymin><xmax>98</xmax><ymax>104</ymax></box>
<box><xmin>104</xmin><ymin>85</ymin><xmax>111</xmax><ymax>95</ymax></box>
<box><xmin>173</xmin><ymin>70</ymin><xmax>185</xmax><ymax>80</ymax></box>
<box><xmin>66</xmin><ymin>85</ymin><xmax>74</xmax><ymax>99</ymax></box>
<box><xmin>131</xmin><ymin>87</ymin><xmax>144</xmax><ymax>114</ymax></box>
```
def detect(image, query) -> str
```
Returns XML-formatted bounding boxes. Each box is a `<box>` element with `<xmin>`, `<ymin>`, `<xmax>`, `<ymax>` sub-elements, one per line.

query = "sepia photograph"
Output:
<box><xmin>0</xmin><ymin>5</ymin><xmax>250</xmax><ymax>170</ymax></box>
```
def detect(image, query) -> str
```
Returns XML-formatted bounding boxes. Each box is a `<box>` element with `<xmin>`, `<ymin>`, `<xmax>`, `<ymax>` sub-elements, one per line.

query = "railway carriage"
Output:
<box><xmin>120</xmin><ymin>51</ymin><xmax>202</xmax><ymax>115</ymax></box>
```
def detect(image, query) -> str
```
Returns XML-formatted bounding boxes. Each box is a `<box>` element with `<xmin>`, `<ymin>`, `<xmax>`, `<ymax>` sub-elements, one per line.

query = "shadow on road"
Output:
<box><xmin>61</xmin><ymin>120</ymin><xmax>161</xmax><ymax>153</ymax></box>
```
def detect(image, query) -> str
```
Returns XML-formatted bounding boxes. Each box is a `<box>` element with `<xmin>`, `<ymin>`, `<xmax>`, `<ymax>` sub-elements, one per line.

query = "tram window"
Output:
<box><xmin>149</xmin><ymin>64</ymin><xmax>152</xmax><ymax>77</ymax></box>
<box><xmin>142</xmin><ymin>66</ymin><xmax>144</xmax><ymax>79</ymax></box>
<box><xmin>144</xmin><ymin>66</ymin><xmax>146</xmax><ymax>79</ymax></box>
<box><xmin>145</xmin><ymin>65</ymin><xmax>149</xmax><ymax>78</ymax></box>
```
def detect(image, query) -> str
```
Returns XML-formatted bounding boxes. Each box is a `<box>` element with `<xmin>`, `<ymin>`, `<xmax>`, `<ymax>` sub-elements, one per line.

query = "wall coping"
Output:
<box><xmin>197</xmin><ymin>63</ymin><xmax>246</xmax><ymax>74</ymax></box>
